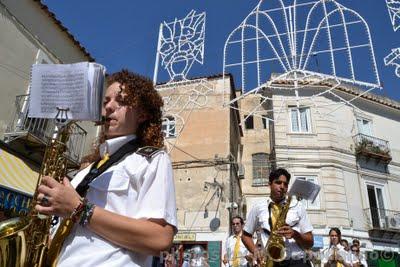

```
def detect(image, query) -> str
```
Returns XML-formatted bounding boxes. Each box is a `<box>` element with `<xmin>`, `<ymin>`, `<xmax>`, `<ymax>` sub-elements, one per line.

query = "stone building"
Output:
<box><xmin>157</xmin><ymin>74</ymin><xmax>242</xmax><ymax>267</ymax></box>
<box><xmin>0</xmin><ymin>0</ymin><xmax>95</xmax><ymax>219</ymax></box>
<box><xmin>242</xmin><ymin>77</ymin><xmax>400</xmax><ymax>265</ymax></box>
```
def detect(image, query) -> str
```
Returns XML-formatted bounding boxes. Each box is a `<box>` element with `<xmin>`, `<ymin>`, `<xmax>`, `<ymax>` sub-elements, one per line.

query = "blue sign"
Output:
<box><xmin>313</xmin><ymin>235</ymin><xmax>324</xmax><ymax>248</ymax></box>
<box><xmin>0</xmin><ymin>186</ymin><xmax>32</xmax><ymax>216</ymax></box>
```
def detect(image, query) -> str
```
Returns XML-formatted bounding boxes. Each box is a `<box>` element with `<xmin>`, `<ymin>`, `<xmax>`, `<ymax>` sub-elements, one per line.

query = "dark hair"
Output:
<box><xmin>350</xmin><ymin>244</ymin><xmax>359</xmax><ymax>252</ymax></box>
<box><xmin>341</xmin><ymin>239</ymin><xmax>349</xmax><ymax>246</ymax></box>
<box><xmin>269</xmin><ymin>168</ymin><xmax>291</xmax><ymax>183</ymax></box>
<box><xmin>352</xmin><ymin>239</ymin><xmax>360</xmax><ymax>245</ymax></box>
<box><xmin>231</xmin><ymin>216</ymin><xmax>244</xmax><ymax>225</ymax></box>
<box><xmin>80</xmin><ymin>70</ymin><xmax>164</xmax><ymax>166</ymax></box>
<box><xmin>329</xmin><ymin>227</ymin><xmax>342</xmax><ymax>242</ymax></box>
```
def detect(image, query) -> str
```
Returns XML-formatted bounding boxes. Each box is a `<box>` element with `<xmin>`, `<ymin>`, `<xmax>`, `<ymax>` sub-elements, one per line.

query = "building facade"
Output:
<box><xmin>157</xmin><ymin>74</ymin><xmax>242</xmax><ymax>267</ymax></box>
<box><xmin>0</xmin><ymin>0</ymin><xmax>96</xmax><ymax>220</ymax></box>
<box><xmin>267</xmin><ymin>81</ymin><xmax>400</xmax><ymax>266</ymax></box>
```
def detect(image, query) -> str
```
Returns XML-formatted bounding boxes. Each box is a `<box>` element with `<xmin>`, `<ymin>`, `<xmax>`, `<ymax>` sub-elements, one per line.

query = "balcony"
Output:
<box><xmin>3</xmin><ymin>95</ymin><xmax>87</xmax><ymax>169</ymax></box>
<box><xmin>353</xmin><ymin>133</ymin><xmax>391</xmax><ymax>163</ymax></box>
<box><xmin>364</xmin><ymin>208</ymin><xmax>400</xmax><ymax>240</ymax></box>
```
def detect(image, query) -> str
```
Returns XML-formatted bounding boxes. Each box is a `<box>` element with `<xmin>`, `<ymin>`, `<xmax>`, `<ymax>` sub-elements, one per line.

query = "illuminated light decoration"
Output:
<box><xmin>384</xmin><ymin>48</ymin><xmax>400</xmax><ymax>77</ymax></box>
<box><xmin>154</xmin><ymin>10</ymin><xmax>206</xmax><ymax>83</ymax></box>
<box><xmin>157</xmin><ymin>78</ymin><xmax>215</xmax><ymax>152</ymax></box>
<box><xmin>223</xmin><ymin>0</ymin><xmax>381</xmax><ymax>123</ymax></box>
<box><xmin>386</xmin><ymin>0</ymin><xmax>400</xmax><ymax>32</ymax></box>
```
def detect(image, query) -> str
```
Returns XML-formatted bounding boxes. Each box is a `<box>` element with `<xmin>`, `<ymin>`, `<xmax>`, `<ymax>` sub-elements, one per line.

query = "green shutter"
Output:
<box><xmin>208</xmin><ymin>241</ymin><xmax>221</xmax><ymax>267</ymax></box>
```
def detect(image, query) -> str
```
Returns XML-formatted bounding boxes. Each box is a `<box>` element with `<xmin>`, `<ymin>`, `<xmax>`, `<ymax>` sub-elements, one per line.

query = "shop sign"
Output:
<box><xmin>173</xmin><ymin>232</ymin><xmax>196</xmax><ymax>241</ymax></box>
<box><xmin>0</xmin><ymin>186</ymin><xmax>32</xmax><ymax>216</ymax></box>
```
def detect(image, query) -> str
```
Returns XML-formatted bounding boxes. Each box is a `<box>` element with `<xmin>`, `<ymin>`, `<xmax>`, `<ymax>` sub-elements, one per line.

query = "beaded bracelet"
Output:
<box><xmin>70</xmin><ymin>198</ymin><xmax>86</xmax><ymax>223</ymax></box>
<box><xmin>79</xmin><ymin>202</ymin><xmax>96</xmax><ymax>227</ymax></box>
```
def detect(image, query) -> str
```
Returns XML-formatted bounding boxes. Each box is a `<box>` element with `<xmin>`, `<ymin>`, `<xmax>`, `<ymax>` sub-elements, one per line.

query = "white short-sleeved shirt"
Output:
<box><xmin>225</xmin><ymin>234</ymin><xmax>249</xmax><ymax>266</ymax></box>
<box><xmin>56</xmin><ymin>135</ymin><xmax>177</xmax><ymax>267</ymax></box>
<box><xmin>243</xmin><ymin>197</ymin><xmax>313</xmax><ymax>260</ymax></box>
<box><xmin>350</xmin><ymin>252</ymin><xmax>368</xmax><ymax>267</ymax></box>
<box><xmin>320</xmin><ymin>244</ymin><xmax>352</xmax><ymax>266</ymax></box>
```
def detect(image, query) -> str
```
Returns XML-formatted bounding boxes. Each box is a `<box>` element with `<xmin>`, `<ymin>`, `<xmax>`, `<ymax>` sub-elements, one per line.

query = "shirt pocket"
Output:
<box><xmin>89</xmin><ymin>169</ymin><xmax>130</xmax><ymax>193</ymax></box>
<box><xmin>286</xmin><ymin>209</ymin><xmax>300</xmax><ymax>227</ymax></box>
<box><xmin>258</xmin><ymin>208</ymin><xmax>270</xmax><ymax>230</ymax></box>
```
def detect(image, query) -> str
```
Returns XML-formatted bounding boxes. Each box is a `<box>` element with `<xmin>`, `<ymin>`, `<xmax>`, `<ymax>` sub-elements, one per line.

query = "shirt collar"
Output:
<box><xmin>99</xmin><ymin>134</ymin><xmax>136</xmax><ymax>157</ymax></box>
<box><xmin>267</xmin><ymin>196</ymin><xmax>296</xmax><ymax>207</ymax></box>
<box><xmin>267</xmin><ymin>196</ymin><xmax>286</xmax><ymax>205</ymax></box>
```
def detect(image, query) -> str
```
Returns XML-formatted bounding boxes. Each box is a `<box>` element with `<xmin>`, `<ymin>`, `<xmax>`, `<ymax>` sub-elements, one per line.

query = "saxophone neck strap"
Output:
<box><xmin>75</xmin><ymin>139</ymin><xmax>140</xmax><ymax>196</ymax></box>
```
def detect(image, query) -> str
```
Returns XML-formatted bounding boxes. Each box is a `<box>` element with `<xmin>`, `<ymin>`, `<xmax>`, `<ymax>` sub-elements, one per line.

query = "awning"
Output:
<box><xmin>0</xmin><ymin>148</ymin><xmax>39</xmax><ymax>196</ymax></box>
<box><xmin>313</xmin><ymin>235</ymin><xmax>324</xmax><ymax>249</ymax></box>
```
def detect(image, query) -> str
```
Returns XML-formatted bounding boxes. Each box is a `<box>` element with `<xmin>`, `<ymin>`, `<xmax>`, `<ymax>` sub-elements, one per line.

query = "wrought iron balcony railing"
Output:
<box><xmin>353</xmin><ymin>133</ymin><xmax>391</xmax><ymax>162</ymax></box>
<box><xmin>364</xmin><ymin>208</ymin><xmax>400</xmax><ymax>232</ymax></box>
<box><xmin>4</xmin><ymin>94</ymin><xmax>87</xmax><ymax>166</ymax></box>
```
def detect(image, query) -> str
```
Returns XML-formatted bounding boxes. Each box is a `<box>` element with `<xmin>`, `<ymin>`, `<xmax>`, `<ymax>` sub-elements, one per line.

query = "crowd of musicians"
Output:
<box><xmin>4</xmin><ymin>69</ymin><xmax>370</xmax><ymax>266</ymax></box>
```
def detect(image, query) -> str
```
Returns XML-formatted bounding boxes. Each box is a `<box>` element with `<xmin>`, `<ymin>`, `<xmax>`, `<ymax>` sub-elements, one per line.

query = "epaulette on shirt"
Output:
<box><xmin>136</xmin><ymin>146</ymin><xmax>163</xmax><ymax>159</ymax></box>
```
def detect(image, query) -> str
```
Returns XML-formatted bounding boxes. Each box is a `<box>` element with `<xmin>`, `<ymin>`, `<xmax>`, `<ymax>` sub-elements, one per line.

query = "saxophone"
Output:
<box><xmin>263</xmin><ymin>196</ymin><xmax>292</xmax><ymax>267</ymax></box>
<box><xmin>0</xmin><ymin>122</ymin><xmax>71</xmax><ymax>267</ymax></box>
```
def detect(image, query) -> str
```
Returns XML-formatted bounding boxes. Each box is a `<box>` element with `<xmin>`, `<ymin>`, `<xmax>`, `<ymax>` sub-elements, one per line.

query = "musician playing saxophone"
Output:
<box><xmin>241</xmin><ymin>168</ymin><xmax>314</xmax><ymax>267</ymax></box>
<box><xmin>35</xmin><ymin>70</ymin><xmax>177</xmax><ymax>266</ymax></box>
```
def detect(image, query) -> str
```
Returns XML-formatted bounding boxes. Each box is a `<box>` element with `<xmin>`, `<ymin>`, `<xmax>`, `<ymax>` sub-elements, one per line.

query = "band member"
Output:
<box><xmin>35</xmin><ymin>70</ymin><xmax>177</xmax><ymax>266</ymax></box>
<box><xmin>241</xmin><ymin>168</ymin><xmax>314</xmax><ymax>267</ymax></box>
<box><xmin>223</xmin><ymin>216</ymin><xmax>250</xmax><ymax>267</ymax></box>
<box><xmin>321</xmin><ymin>228</ymin><xmax>351</xmax><ymax>267</ymax></box>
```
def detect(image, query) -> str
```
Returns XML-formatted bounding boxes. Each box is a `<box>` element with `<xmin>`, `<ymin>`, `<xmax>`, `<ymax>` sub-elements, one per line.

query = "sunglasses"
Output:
<box><xmin>232</xmin><ymin>223</ymin><xmax>241</xmax><ymax>226</ymax></box>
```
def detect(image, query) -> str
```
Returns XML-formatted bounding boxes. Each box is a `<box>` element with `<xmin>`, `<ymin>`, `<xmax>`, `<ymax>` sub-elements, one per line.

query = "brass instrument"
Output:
<box><xmin>328</xmin><ymin>245</ymin><xmax>340</xmax><ymax>267</ymax></box>
<box><xmin>263</xmin><ymin>196</ymin><xmax>292</xmax><ymax>267</ymax></box>
<box><xmin>0</xmin><ymin>121</ymin><xmax>71</xmax><ymax>267</ymax></box>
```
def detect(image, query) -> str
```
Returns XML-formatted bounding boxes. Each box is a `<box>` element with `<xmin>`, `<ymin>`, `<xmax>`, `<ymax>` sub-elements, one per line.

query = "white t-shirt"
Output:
<box><xmin>243</xmin><ymin>197</ymin><xmax>313</xmax><ymax>260</ymax></box>
<box><xmin>225</xmin><ymin>234</ymin><xmax>249</xmax><ymax>266</ymax></box>
<box><xmin>56</xmin><ymin>135</ymin><xmax>177</xmax><ymax>267</ymax></box>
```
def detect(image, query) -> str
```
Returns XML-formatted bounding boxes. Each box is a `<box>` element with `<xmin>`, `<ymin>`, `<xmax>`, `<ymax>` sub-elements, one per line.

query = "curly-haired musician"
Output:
<box><xmin>241</xmin><ymin>168</ymin><xmax>314</xmax><ymax>267</ymax></box>
<box><xmin>35</xmin><ymin>70</ymin><xmax>177</xmax><ymax>266</ymax></box>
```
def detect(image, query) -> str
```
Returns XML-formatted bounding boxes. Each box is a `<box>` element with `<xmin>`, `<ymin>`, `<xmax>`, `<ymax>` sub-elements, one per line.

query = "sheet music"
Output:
<box><xmin>288</xmin><ymin>178</ymin><xmax>321</xmax><ymax>203</ymax></box>
<box><xmin>28</xmin><ymin>62</ymin><xmax>106</xmax><ymax>121</ymax></box>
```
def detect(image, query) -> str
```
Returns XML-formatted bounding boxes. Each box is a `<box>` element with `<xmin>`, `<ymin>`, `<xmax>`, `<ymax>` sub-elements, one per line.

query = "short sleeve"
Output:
<box><xmin>132</xmin><ymin>152</ymin><xmax>177</xmax><ymax>231</ymax></box>
<box><xmin>297</xmin><ymin>204</ymin><xmax>313</xmax><ymax>233</ymax></box>
<box><xmin>243</xmin><ymin>205</ymin><xmax>258</xmax><ymax>235</ymax></box>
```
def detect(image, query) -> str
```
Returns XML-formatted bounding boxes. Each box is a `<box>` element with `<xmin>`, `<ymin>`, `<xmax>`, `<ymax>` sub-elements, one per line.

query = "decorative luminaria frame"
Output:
<box><xmin>223</xmin><ymin>0</ymin><xmax>381</xmax><ymax>123</ymax></box>
<box><xmin>385</xmin><ymin>0</ymin><xmax>400</xmax><ymax>32</ymax></box>
<box><xmin>157</xmin><ymin>78</ymin><xmax>215</xmax><ymax>152</ymax></box>
<box><xmin>154</xmin><ymin>10</ymin><xmax>206</xmax><ymax>83</ymax></box>
<box><xmin>384</xmin><ymin>48</ymin><xmax>400</xmax><ymax>78</ymax></box>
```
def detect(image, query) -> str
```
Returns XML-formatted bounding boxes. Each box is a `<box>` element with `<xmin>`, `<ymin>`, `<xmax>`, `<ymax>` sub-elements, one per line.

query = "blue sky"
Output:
<box><xmin>43</xmin><ymin>0</ymin><xmax>400</xmax><ymax>101</ymax></box>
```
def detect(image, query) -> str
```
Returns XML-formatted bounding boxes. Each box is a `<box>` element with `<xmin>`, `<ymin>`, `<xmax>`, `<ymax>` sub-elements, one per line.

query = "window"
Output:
<box><xmin>162</xmin><ymin>116</ymin><xmax>176</xmax><ymax>138</ymax></box>
<box><xmin>262</xmin><ymin>116</ymin><xmax>269</xmax><ymax>129</ymax></box>
<box><xmin>244</xmin><ymin>115</ymin><xmax>254</xmax><ymax>130</ymax></box>
<box><xmin>295</xmin><ymin>176</ymin><xmax>320</xmax><ymax>209</ymax></box>
<box><xmin>356</xmin><ymin>117</ymin><xmax>372</xmax><ymax>136</ymax></box>
<box><xmin>252</xmin><ymin>153</ymin><xmax>269</xmax><ymax>186</ymax></box>
<box><xmin>290</xmin><ymin>107</ymin><xmax>311</xmax><ymax>133</ymax></box>
<box><xmin>366</xmin><ymin>184</ymin><xmax>386</xmax><ymax>228</ymax></box>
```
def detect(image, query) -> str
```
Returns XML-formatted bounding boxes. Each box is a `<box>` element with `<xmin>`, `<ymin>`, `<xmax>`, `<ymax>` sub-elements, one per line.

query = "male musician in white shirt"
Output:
<box><xmin>241</xmin><ymin>168</ymin><xmax>314</xmax><ymax>267</ymax></box>
<box><xmin>223</xmin><ymin>216</ymin><xmax>250</xmax><ymax>267</ymax></box>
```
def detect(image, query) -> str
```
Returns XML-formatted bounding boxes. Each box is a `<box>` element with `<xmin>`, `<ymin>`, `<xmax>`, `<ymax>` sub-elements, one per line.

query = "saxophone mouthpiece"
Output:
<box><xmin>95</xmin><ymin>116</ymin><xmax>106</xmax><ymax>126</ymax></box>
